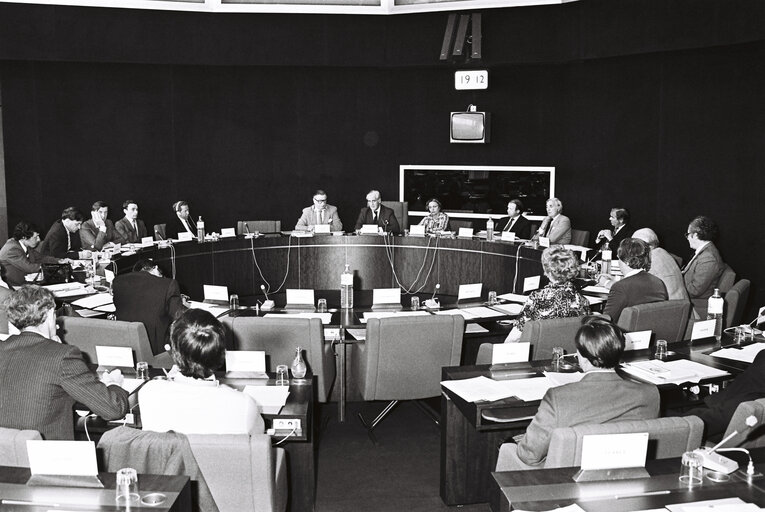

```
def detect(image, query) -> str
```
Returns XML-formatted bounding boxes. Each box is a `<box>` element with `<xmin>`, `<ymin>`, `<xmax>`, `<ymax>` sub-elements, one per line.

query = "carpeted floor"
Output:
<box><xmin>314</xmin><ymin>401</ymin><xmax>491</xmax><ymax>512</ymax></box>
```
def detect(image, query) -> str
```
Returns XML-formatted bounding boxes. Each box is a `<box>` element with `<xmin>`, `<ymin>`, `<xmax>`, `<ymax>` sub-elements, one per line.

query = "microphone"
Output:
<box><xmin>260</xmin><ymin>284</ymin><xmax>275</xmax><ymax>310</ymax></box>
<box><xmin>425</xmin><ymin>284</ymin><xmax>441</xmax><ymax>309</ymax></box>
<box><xmin>244</xmin><ymin>223</ymin><xmax>255</xmax><ymax>239</ymax></box>
<box><xmin>384</xmin><ymin>219</ymin><xmax>390</xmax><ymax>234</ymax></box>
<box><xmin>693</xmin><ymin>414</ymin><xmax>758</xmax><ymax>474</ymax></box>
<box><xmin>155</xmin><ymin>229</ymin><xmax>171</xmax><ymax>248</ymax></box>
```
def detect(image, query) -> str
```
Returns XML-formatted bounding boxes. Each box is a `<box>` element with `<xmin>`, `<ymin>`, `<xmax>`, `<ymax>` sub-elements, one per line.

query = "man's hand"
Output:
<box><xmin>100</xmin><ymin>368</ymin><xmax>124</xmax><ymax>387</ymax></box>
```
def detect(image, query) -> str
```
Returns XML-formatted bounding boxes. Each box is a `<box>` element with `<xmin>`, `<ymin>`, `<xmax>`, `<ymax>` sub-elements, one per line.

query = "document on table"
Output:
<box><xmin>72</xmin><ymin>292</ymin><xmax>113</xmax><ymax>309</ymax></box>
<box><xmin>243</xmin><ymin>385</ymin><xmax>290</xmax><ymax>415</ymax></box>
<box><xmin>44</xmin><ymin>282</ymin><xmax>89</xmax><ymax>298</ymax></box>
<box><xmin>582</xmin><ymin>285</ymin><xmax>610</xmax><ymax>294</ymax></box>
<box><xmin>584</xmin><ymin>295</ymin><xmax>606</xmax><ymax>305</ymax></box>
<box><xmin>345</xmin><ymin>328</ymin><xmax>367</xmax><ymax>340</ymax></box>
<box><xmin>489</xmin><ymin>303</ymin><xmax>524</xmax><ymax>315</ymax></box>
<box><xmin>459</xmin><ymin>306</ymin><xmax>506</xmax><ymax>319</ymax></box>
<box><xmin>434</xmin><ymin>309</ymin><xmax>478</xmax><ymax>319</ymax></box>
<box><xmin>188</xmin><ymin>300</ymin><xmax>229</xmax><ymax>316</ymax></box>
<box><xmin>268</xmin><ymin>312</ymin><xmax>333</xmax><ymax>324</ymax></box>
<box><xmin>621</xmin><ymin>359</ymin><xmax>729</xmax><ymax>385</ymax></box>
<box><xmin>709</xmin><ymin>343</ymin><xmax>765</xmax><ymax>363</ymax></box>
<box><xmin>360</xmin><ymin>311</ymin><xmax>430</xmax><ymax>323</ymax></box>
<box><xmin>665</xmin><ymin>497</ymin><xmax>757</xmax><ymax>512</ymax></box>
<box><xmin>497</xmin><ymin>292</ymin><xmax>529</xmax><ymax>304</ymax></box>
<box><xmin>442</xmin><ymin>375</ymin><xmax>564</xmax><ymax>403</ymax></box>
<box><xmin>465</xmin><ymin>323</ymin><xmax>489</xmax><ymax>333</ymax></box>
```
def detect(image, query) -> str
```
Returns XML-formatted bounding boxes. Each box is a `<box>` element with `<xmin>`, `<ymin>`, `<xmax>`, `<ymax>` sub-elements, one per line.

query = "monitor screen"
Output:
<box><xmin>450</xmin><ymin>112</ymin><xmax>489</xmax><ymax>143</ymax></box>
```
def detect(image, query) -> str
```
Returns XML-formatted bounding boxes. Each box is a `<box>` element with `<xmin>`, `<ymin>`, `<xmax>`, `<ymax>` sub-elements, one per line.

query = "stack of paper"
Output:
<box><xmin>441</xmin><ymin>374</ymin><xmax>583</xmax><ymax>403</ymax></box>
<box><xmin>582</xmin><ymin>285</ymin><xmax>610</xmax><ymax>294</ymax></box>
<box><xmin>44</xmin><ymin>282</ymin><xmax>89</xmax><ymax>298</ymax></box>
<box><xmin>266</xmin><ymin>312</ymin><xmax>333</xmax><ymax>324</ymax></box>
<box><xmin>72</xmin><ymin>292</ymin><xmax>113</xmax><ymax>310</ymax></box>
<box><xmin>360</xmin><ymin>311</ymin><xmax>430</xmax><ymax>323</ymax></box>
<box><xmin>188</xmin><ymin>300</ymin><xmax>229</xmax><ymax>316</ymax></box>
<box><xmin>709</xmin><ymin>343</ymin><xmax>765</xmax><ymax>363</ymax></box>
<box><xmin>490</xmin><ymin>303</ymin><xmax>524</xmax><ymax>315</ymax></box>
<box><xmin>243</xmin><ymin>385</ymin><xmax>290</xmax><ymax>415</ymax></box>
<box><xmin>497</xmin><ymin>293</ymin><xmax>529</xmax><ymax>304</ymax></box>
<box><xmin>621</xmin><ymin>359</ymin><xmax>729</xmax><ymax>385</ymax></box>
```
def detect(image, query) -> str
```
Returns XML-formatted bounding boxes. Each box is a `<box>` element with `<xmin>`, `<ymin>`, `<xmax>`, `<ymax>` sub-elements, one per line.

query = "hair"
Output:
<box><xmin>617</xmin><ymin>238</ymin><xmax>652</xmax><ymax>271</ymax></box>
<box><xmin>688</xmin><ymin>215</ymin><xmax>719</xmax><ymax>241</ymax></box>
<box><xmin>91</xmin><ymin>201</ymin><xmax>109</xmax><ymax>211</ymax></box>
<box><xmin>546</xmin><ymin>197</ymin><xmax>562</xmax><ymax>210</ymax></box>
<box><xmin>123</xmin><ymin>199</ymin><xmax>138</xmax><ymax>210</ymax></box>
<box><xmin>366</xmin><ymin>190</ymin><xmax>381</xmax><ymax>200</ymax></box>
<box><xmin>173</xmin><ymin>200</ymin><xmax>188</xmax><ymax>212</ymax></box>
<box><xmin>575</xmin><ymin>316</ymin><xmax>625</xmax><ymax>369</ymax></box>
<box><xmin>132</xmin><ymin>258</ymin><xmax>158</xmax><ymax>273</ymax></box>
<box><xmin>313</xmin><ymin>190</ymin><xmax>327</xmax><ymax>198</ymax></box>
<box><xmin>632</xmin><ymin>227</ymin><xmax>659</xmax><ymax>249</ymax></box>
<box><xmin>60</xmin><ymin>207</ymin><xmax>84</xmax><ymax>222</ymax></box>
<box><xmin>541</xmin><ymin>246</ymin><xmax>580</xmax><ymax>284</ymax></box>
<box><xmin>12</xmin><ymin>221</ymin><xmax>39</xmax><ymax>241</ymax></box>
<box><xmin>5</xmin><ymin>285</ymin><xmax>56</xmax><ymax>330</ymax></box>
<box><xmin>611</xmin><ymin>207</ymin><xmax>630</xmax><ymax>224</ymax></box>
<box><xmin>170</xmin><ymin>309</ymin><xmax>226</xmax><ymax>379</ymax></box>
<box><xmin>426</xmin><ymin>198</ymin><xmax>442</xmax><ymax>210</ymax></box>
<box><xmin>508</xmin><ymin>199</ymin><xmax>525</xmax><ymax>212</ymax></box>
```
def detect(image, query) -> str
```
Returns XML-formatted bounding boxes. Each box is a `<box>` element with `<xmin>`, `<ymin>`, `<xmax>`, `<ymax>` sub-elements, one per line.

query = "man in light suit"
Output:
<box><xmin>633</xmin><ymin>228</ymin><xmax>689</xmax><ymax>301</ymax></box>
<box><xmin>0</xmin><ymin>221</ymin><xmax>63</xmax><ymax>287</ymax></box>
<box><xmin>494</xmin><ymin>199</ymin><xmax>532</xmax><ymax>239</ymax></box>
<box><xmin>295</xmin><ymin>189</ymin><xmax>343</xmax><ymax>232</ymax></box>
<box><xmin>80</xmin><ymin>200</ymin><xmax>122</xmax><ymax>250</ymax></box>
<box><xmin>682</xmin><ymin>215</ymin><xmax>725</xmax><ymax>314</ymax></box>
<box><xmin>0</xmin><ymin>286</ymin><xmax>128</xmax><ymax>439</ymax></box>
<box><xmin>115</xmin><ymin>199</ymin><xmax>148</xmax><ymax>243</ymax></box>
<box><xmin>595</xmin><ymin>207</ymin><xmax>633</xmax><ymax>253</ymax></box>
<box><xmin>498</xmin><ymin>317</ymin><xmax>659</xmax><ymax>469</ymax></box>
<box><xmin>535</xmin><ymin>197</ymin><xmax>571</xmax><ymax>244</ymax></box>
<box><xmin>354</xmin><ymin>189</ymin><xmax>401</xmax><ymax>235</ymax></box>
<box><xmin>602</xmin><ymin>238</ymin><xmax>668</xmax><ymax>323</ymax></box>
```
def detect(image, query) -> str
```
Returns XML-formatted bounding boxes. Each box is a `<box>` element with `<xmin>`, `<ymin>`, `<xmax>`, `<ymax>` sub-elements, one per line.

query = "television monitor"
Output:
<box><xmin>450</xmin><ymin>111</ymin><xmax>490</xmax><ymax>143</ymax></box>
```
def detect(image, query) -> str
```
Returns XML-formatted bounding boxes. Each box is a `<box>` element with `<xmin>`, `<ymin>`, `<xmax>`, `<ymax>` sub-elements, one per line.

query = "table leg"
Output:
<box><xmin>338</xmin><ymin>341</ymin><xmax>346</xmax><ymax>422</ymax></box>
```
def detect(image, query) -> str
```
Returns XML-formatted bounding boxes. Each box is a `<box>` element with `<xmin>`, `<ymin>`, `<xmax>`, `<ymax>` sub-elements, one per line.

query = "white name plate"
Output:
<box><xmin>95</xmin><ymin>345</ymin><xmax>134</xmax><ymax>368</ymax></box>
<box><xmin>523</xmin><ymin>275</ymin><xmax>541</xmax><ymax>293</ymax></box>
<box><xmin>409</xmin><ymin>225</ymin><xmax>425</xmax><ymax>236</ymax></box>
<box><xmin>691</xmin><ymin>319</ymin><xmax>717</xmax><ymax>340</ymax></box>
<box><xmin>458</xmin><ymin>283</ymin><xmax>482</xmax><ymax>301</ymax></box>
<box><xmin>624</xmin><ymin>331</ymin><xmax>652</xmax><ymax>351</ymax></box>
<box><xmin>286</xmin><ymin>289</ymin><xmax>315</xmax><ymax>305</ymax></box>
<box><xmin>501</xmin><ymin>231</ymin><xmax>516</xmax><ymax>242</ymax></box>
<box><xmin>492</xmin><ymin>342</ymin><xmax>530</xmax><ymax>364</ymax></box>
<box><xmin>226</xmin><ymin>350</ymin><xmax>266</xmax><ymax>373</ymax></box>
<box><xmin>203</xmin><ymin>284</ymin><xmax>229</xmax><ymax>302</ymax></box>
<box><xmin>580</xmin><ymin>432</ymin><xmax>648</xmax><ymax>470</ymax></box>
<box><xmin>373</xmin><ymin>288</ymin><xmax>401</xmax><ymax>305</ymax></box>
<box><xmin>178</xmin><ymin>232</ymin><xmax>193</xmax><ymax>242</ymax></box>
<box><xmin>314</xmin><ymin>224</ymin><xmax>330</xmax><ymax>233</ymax></box>
<box><xmin>458</xmin><ymin>228</ymin><xmax>474</xmax><ymax>238</ymax></box>
<box><xmin>220</xmin><ymin>227</ymin><xmax>236</xmax><ymax>237</ymax></box>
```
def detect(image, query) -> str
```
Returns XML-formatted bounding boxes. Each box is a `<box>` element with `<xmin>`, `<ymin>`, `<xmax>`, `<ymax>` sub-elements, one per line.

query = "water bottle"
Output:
<box><xmin>291</xmin><ymin>347</ymin><xmax>307</xmax><ymax>379</ymax></box>
<box><xmin>707</xmin><ymin>288</ymin><xmax>724</xmax><ymax>341</ymax></box>
<box><xmin>340</xmin><ymin>263</ymin><xmax>353</xmax><ymax>309</ymax></box>
<box><xmin>196</xmin><ymin>216</ymin><xmax>205</xmax><ymax>243</ymax></box>
<box><xmin>601</xmin><ymin>249</ymin><xmax>612</xmax><ymax>275</ymax></box>
<box><xmin>486</xmin><ymin>217</ymin><xmax>494</xmax><ymax>242</ymax></box>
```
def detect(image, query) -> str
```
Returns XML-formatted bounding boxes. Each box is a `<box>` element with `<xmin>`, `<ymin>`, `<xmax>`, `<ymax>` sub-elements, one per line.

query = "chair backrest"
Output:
<box><xmin>475</xmin><ymin>342</ymin><xmax>493</xmax><ymax>365</ymax></box>
<box><xmin>381</xmin><ymin>201</ymin><xmax>408</xmax><ymax>229</ymax></box>
<box><xmin>570</xmin><ymin>229</ymin><xmax>590</xmax><ymax>247</ymax></box>
<box><xmin>0</xmin><ymin>427</ymin><xmax>42</xmax><ymax>467</ymax></box>
<box><xmin>187</xmin><ymin>433</ymin><xmax>287</xmax><ymax>512</ymax></box>
<box><xmin>518</xmin><ymin>316</ymin><xmax>584</xmax><ymax>360</ymax></box>
<box><xmin>616</xmin><ymin>299</ymin><xmax>692</xmax><ymax>342</ymax></box>
<box><xmin>545</xmin><ymin>416</ymin><xmax>704</xmax><ymax>468</ymax></box>
<box><xmin>237</xmin><ymin>220</ymin><xmax>282</xmax><ymax>235</ymax></box>
<box><xmin>153</xmin><ymin>223</ymin><xmax>167</xmax><ymax>241</ymax></box>
<box><xmin>356</xmin><ymin>315</ymin><xmax>464</xmax><ymax>401</ymax></box>
<box><xmin>724</xmin><ymin>279</ymin><xmax>751</xmax><ymax>328</ymax></box>
<box><xmin>57</xmin><ymin>316</ymin><xmax>160</xmax><ymax>367</ymax></box>
<box><xmin>0</xmin><ymin>305</ymin><xmax>8</xmax><ymax>335</ymax></box>
<box><xmin>722</xmin><ymin>398</ymin><xmax>765</xmax><ymax>449</ymax></box>
<box><xmin>221</xmin><ymin>316</ymin><xmax>334</xmax><ymax>402</ymax></box>
<box><xmin>718</xmin><ymin>264</ymin><xmax>736</xmax><ymax>294</ymax></box>
<box><xmin>447</xmin><ymin>219</ymin><xmax>473</xmax><ymax>231</ymax></box>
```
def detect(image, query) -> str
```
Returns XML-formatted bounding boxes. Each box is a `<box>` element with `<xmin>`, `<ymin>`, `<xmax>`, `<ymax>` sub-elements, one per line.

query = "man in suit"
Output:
<box><xmin>535</xmin><ymin>197</ymin><xmax>571</xmax><ymax>244</ymax></box>
<box><xmin>40</xmin><ymin>207</ymin><xmax>92</xmax><ymax>260</ymax></box>
<box><xmin>682</xmin><ymin>215</ymin><xmax>725</xmax><ymax>313</ymax></box>
<box><xmin>80</xmin><ymin>200</ymin><xmax>122</xmax><ymax>250</ymax></box>
<box><xmin>166</xmin><ymin>200</ymin><xmax>198</xmax><ymax>240</ymax></box>
<box><xmin>112</xmin><ymin>258</ymin><xmax>187</xmax><ymax>356</ymax></box>
<box><xmin>294</xmin><ymin>189</ymin><xmax>343</xmax><ymax>232</ymax></box>
<box><xmin>501</xmin><ymin>317</ymin><xmax>659</xmax><ymax>468</ymax></box>
<box><xmin>353</xmin><ymin>189</ymin><xmax>401</xmax><ymax>235</ymax></box>
<box><xmin>0</xmin><ymin>286</ymin><xmax>128</xmax><ymax>440</ymax></box>
<box><xmin>494</xmin><ymin>199</ymin><xmax>532</xmax><ymax>239</ymax></box>
<box><xmin>595</xmin><ymin>207</ymin><xmax>633</xmax><ymax>253</ymax></box>
<box><xmin>633</xmin><ymin>227</ymin><xmax>689</xmax><ymax>301</ymax></box>
<box><xmin>115</xmin><ymin>199</ymin><xmax>148</xmax><ymax>243</ymax></box>
<box><xmin>0</xmin><ymin>221</ymin><xmax>64</xmax><ymax>287</ymax></box>
<box><xmin>602</xmin><ymin>238</ymin><xmax>668</xmax><ymax>323</ymax></box>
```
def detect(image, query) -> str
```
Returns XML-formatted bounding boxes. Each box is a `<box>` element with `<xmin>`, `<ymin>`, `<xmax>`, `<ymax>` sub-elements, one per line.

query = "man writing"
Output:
<box><xmin>0</xmin><ymin>222</ymin><xmax>64</xmax><ymax>287</ymax></box>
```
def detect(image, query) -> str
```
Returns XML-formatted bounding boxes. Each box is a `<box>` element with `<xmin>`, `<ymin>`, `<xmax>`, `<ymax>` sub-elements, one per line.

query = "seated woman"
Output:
<box><xmin>418</xmin><ymin>198</ymin><xmax>449</xmax><ymax>234</ymax></box>
<box><xmin>505</xmin><ymin>246</ymin><xmax>591</xmax><ymax>342</ymax></box>
<box><xmin>499</xmin><ymin>317</ymin><xmax>660</xmax><ymax>469</ymax></box>
<box><xmin>139</xmin><ymin>309</ymin><xmax>264</xmax><ymax>434</ymax></box>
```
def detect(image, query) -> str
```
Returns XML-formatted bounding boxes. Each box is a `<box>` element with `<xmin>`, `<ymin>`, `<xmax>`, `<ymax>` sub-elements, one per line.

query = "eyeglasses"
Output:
<box><xmin>313</xmin><ymin>198</ymin><xmax>327</xmax><ymax>203</ymax></box>
<box><xmin>685</xmin><ymin>232</ymin><xmax>694</xmax><ymax>238</ymax></box>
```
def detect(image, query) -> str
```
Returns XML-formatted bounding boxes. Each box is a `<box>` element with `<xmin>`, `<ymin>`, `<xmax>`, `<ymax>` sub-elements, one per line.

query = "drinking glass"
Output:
<box><xmin>115</xmin><ymin>467</ymin><xmax>139</xmax><ymax>504</ymax></box>
<box><xmin>487</xmin><ymin>291</ymin><xmax>497</xmax><ymax>305</ymax></box>
<box><xmin>317</xmin><ymin>298</ymin><xmax>328</xmax><ymax>313</ymax></box>
<box><xmin>551</xmin><ymin>347</ymin><xmax>564</xmax><ymax>371</ymax></box>
<box><xmin>734</xmin><ymin>325</ymin><xmax>746</xmax><ymax>344</ymax></box>
<box><xmin>655</xmin><ymin>339</ymin><xmax>668</xmax><ymax>360</ymax></box>
<box><xmin>276</xmin><ymin>364</ymin><xmax>289</xmax><ymax>386</ymax></box>
<box><xmin>410</xmin><ymin>296</ymin><xmax>420</xmax><ymax>310</ymax></box>
<box><xmin>136</xmin><ymin>361</ymin><xmax>149</xmax><ymax>381</ymax></box>
<box><xmin>679</xmin><ymin>451</ymin><xmax>703</xmax><ymax>487</ymax></box>
<box><xmin>229</xmin><ymin>294</ymin><xmax>239</xmax><ymax>310</ymax></box>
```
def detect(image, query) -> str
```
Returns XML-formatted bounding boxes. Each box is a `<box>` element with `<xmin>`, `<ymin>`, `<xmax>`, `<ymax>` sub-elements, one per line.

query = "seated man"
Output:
<box><xmin>494</xmin><ymin>199</ymin><xmax>532</xmax><ymax>239</ymax></box>
<box><xmin>139</xmin><ymin>309</ymin><xmax>264</xmax><ymax>434</ymax></box>
<box><xmin>0</xmin><ymin>221</ymin><xmax>63</xmax><ymax>287</ymax></box>
<box><xmin>535</xmin><ymin>197</ymin><xmax>571</xmax><ymax>245</ymax></box>
<box><xmin>602</xmin><ymin>238</ymin><xmax>668</xmax><ymax>323</ymax></box>
<box><xmin>682</xmin><ymin>215</ymin><xmax>725</xmax><ymax>315</ymax></box>
<box><xmin>114</xmin><ymin>199</ymin><xmax>148</xmax><ymax>244</ymax></box>
<box><xmin>353</xmin><ymin>189</ymin><xmax>401</xmax><ymax>235</ymax></box>
<box><xmin>502</xmin><ymin>317</ymin><xmax>659</xmax><ymax>469</ymax></box>
<box><xmin>595</xmin><ymin>207</ymin><xmax>633</xmax><ymax>253</ymax></box>
<box><xmin>0</xmin><ymin>286</ymin><xmax>128</xmax><ymax>439</ymax></box>
<box><xmin>80</xmin><ymin>200</ymin><xmax>122</xmax><ymax>250</ymax></box>
<box><xmin>40</xmin><ymin>207</ymin><xmax>92</xmax><ymax>260</ymax></box>
<box><xmin>295</xmin><ymin>189</ymin><xmax>343</xmax><ymax>232</ymax></box>
<box><xmin>112</xmin><ymin>258</ymin><xmax>187</xmax><ymax>356</ymax></box>
<box><xmin>166</xmin><ymin>200</ymin><xmax>198</xmax><ymax>240</ymax></box>
<box><xmin>632</xmin><ymin>227</ymin><xmax>689</xmax><ymax>301</ymax></box>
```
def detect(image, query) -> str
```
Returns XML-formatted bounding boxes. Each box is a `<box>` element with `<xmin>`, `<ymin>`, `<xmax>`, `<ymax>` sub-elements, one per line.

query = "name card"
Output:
<box><xmin>523</xmin><ymin>275</ymin><xmax>541</xmax><ymax>293</ymax></box>
<box><xmin>409</xmin><ymin>225</ymin><xmax>426</xmax><ymax>236</ymax></box>
<box><xmin>458</xmin><ymin>283</ymin><xmax>482</xmax><ymax>301</ymax></box>
<box><xmin>226</xmin><ymin>350</ymin><xmax>266</xmax><ymax>373</ymax></box>
<box><xmin>27</xmin><ymin>440</ymin><xmax>99</xmax><ymax>476</ymax></box>
<box><xmin>373</xmin><ymin>288</ymin><xmax>401</xmax><ymax>305</ymax></box>
<box><xmin>178</xmin><ymin>232</ymin><xmax>193</xmax><ymax>242</ymax></box>
<box><xmin>624</xmin><ymin>331</ymin><xmax>652</xmax><ymax>351</ymax></box>
<box><xmin>492</xmin><ymin>342</ymin><xmax>530</xmax><ymax>364</ymax></box>
<box><xmin>286</xmin><ymin>289</ymin><xmax>315</xmax><ymax>305</ymax></box>
<box><xmin>314</xmin><ymin>224</ymin><xmax>330</xmax><ymax>233</ymax></box>
<box><xmin>141</xmin><ymin>236</ymin><xmax>154</xmax><ymax>247</ymax></box>
<box><xmin>580</xmin><ymin>432</ymin><xmax>648</xmax><ymax>470</ymax></box>
<box><xmin>538</xmin><ymin>236</ymin><xmax>550</xmax><ymax>247</ymax></box>
<box><xmin>203</xmin><ymin>284</ymin><xmax>229</xmax><ymax>302</ymax></box>
<box><xmin>501</xmin><ymin>231</ymin><xmax>516</xmax><ymax>242</ymax></box>
<box><xmin>221</xmin><ymin>227</ymin><xmax>236</xmax><ymax>237</ymax></box>
<box><xmin>360</xmin><ymin>224</ymin><xmax>379</xmax><ymax>234</ymax></box>
<box><xmin>95</xmin><ymin>345</ymin><xmax>134</xmax><ymax>367</ymax></box>
<box><xmin>458</xmin><ymin>227</ymin><xmax>474</xmax><ymax>238</ymax></box>
<box><xmin>691</xmin><ymin>319</ymin><xmax>717</xmax><ymax>340</ymax></box>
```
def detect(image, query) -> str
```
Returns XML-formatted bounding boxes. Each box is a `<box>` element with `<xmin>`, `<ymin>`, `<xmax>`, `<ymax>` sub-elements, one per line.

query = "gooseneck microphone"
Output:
<box><xmin>260</xmin><ymin>284</ymin><xmax>275</xmax><ymax>310</ymax></box>
<box><xmin>693</xmin><ymin>415</ymin><xmax>758</xmax><ymax>475</ymax></box>
<box><xmin>425</xmin><ymin>284</ymin><xmax>441</xmax><ymax>309</ymax></box>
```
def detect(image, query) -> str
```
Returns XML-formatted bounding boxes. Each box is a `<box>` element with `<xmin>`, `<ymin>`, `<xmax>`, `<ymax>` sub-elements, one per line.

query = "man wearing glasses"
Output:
<box><xmin>295</xmin><ymin>189</ymin><xmax>343</xmax><ymax>232</ymax></box>
<box><xmin>683</xmin><ymin>215</ymin><xmax>725</xmax><ymax>315</ymax></box>
<box><xmin>353</xmin><ymin>189</ymin><xmax>401</xmax><ymax>235</ymax></box>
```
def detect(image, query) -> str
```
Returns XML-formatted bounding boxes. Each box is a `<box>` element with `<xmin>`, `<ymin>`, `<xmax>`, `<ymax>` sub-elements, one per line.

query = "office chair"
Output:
<box><xmin>153</xmin><ymin>223</ymin><xmax>167</xmax><ymax>241</ymax></box>
<box><xmin>718</xmin><ymin>264</ymin><xmax>736</xmax><ymax>294</ymax></box>
<box><xmin>724</xmin><ymin>279</ymin><xmax>750</xmax><ymax>328</ymax></box>
<box><xmin>570</xmin><ymin>229</ymin><xmax>590</xmax><ymax>247</ymax></box>
<box><xmin>519</xmin><ymin>316</ymin><xmax>584</xmax><ymax>360</ymax></box>
<box><xmin>236</xmin><ymin>220</ymin><xmax>282</xmax><ymax>235</ymax></box>
<box><xmin>617</xmin><ymin>299</ymin><xmax>692</xmax><ymax>342</ymax></box>
<box><xmin>381</xmin><ymin>201</ymin><xmax>408</xmax><ymax>229</ymax></box>
<box><xmin>0</xmin><ymin>427</ymin><xmax>41</xmax><ymax>467</ymax></box>
<box><xmin>720</xmin><ymin>398</ymin><xmax>765</xmax><ymax>449</ymax></box>
<box><xmin>354</xmin><ymin>315</ymin><xmax>463</xmax><ymax>440</ymax></box>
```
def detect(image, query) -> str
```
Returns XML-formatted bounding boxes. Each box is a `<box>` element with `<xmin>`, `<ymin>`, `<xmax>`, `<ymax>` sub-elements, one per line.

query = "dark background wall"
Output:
<box><xmin>1</xmin><ymin>0</ymin><xmax>764</xmax><ymax>316</ymax></box>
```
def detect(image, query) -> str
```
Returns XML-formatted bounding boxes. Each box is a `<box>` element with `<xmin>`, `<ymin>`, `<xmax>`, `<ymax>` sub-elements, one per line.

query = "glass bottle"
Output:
<box><xmin>707</xmin><ymin>288</ymin><xmax>724</xmax><ymax>342</ymax></box>
<box><xmin>291</xmin><ymin>347</ymin><xmax>307</xmax><ymax>379</ymax></box>
<box><xmin>340</xmin><ymin>264</ymin><xmax>354</xmax><ymax>309</ymax></box>
<box><xmin>486</xmin><ymin>217</ymin><xmax>494</xmax><ymax>242</ymax></box>
<box><xmin>196</xmin><ymin>216</ymin><xmax>205</xmax><ymax>243</ymax></box>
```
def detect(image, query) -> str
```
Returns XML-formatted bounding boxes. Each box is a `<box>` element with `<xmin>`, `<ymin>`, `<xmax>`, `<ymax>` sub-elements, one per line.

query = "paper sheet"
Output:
<box><xmin>582</xmin><ymin>285</ymin><xmax>610</xmax><ymax>294</ymax></box>
<box><xmin>345</xmin><ymin>328</ymin><xmax>367</xmax><ymax>340</ymax></box>
<box><xmin>490</xmin><ymin>303</ymin><xmax>523</xmax><ymax>315</ymax></box>
<box><xmin>459</xmin><ymin>306</ymin><xmax>506</xmax><ymax>319</ymax></box>
<box><xmin>72</xmin><ymin>292</ymin><xmax>113</xmax><ymax>309</ymax></box>
<box><xmin>188</xmin><ymin>300</ymin><xmax>229</xmax><ymax>316</ymax></box>
<box><xmin>243</xmin><ymin>385</ymin><xmax>290</xmax><ymax>415</ymax></box>
<box><xmin>465</xmin><ymin>323</ymin><xmax>489</xmax><ymax>333</ymax></box>
<box><xmin>497</xmin><ymin>293</ymin><xmax>529</xmax><ymax>304</ymax></box>
<box><xmin>709</xmin><ymin>343</ymin><xmax>765</xmax><ymax>363</ymax></box>
<box><xmin>621</xmin><ymin>359</ymin><xmax>729</xmax><ymax>385</ymax></box>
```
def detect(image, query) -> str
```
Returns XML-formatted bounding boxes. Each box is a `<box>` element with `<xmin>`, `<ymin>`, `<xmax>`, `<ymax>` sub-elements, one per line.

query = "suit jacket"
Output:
<box><xmin>113</xmin><ymin>271</ymin><xmax>186</xmax><ymax>354</ymax></box>
<box><xmin>604</xmin><ymin>224</ymin><xmax>634</xmax><ymax>253</ymax></box>
<box><xmin>683</xmin><ymin>242</ymin><xmax>724</xmax><ymax>301</ymax></box>
<box><xmin>354</xmin><ymin>204</ymin><xmax>401</xmax><ymax>235</ymax></box>
<box><xmin>603</xmin><ymin>270</ymin><xmax>668</xmax><ymax>323</ymax></box>
<box><xmin>40</xmin><ymin>220</ymin><xmax>82</xmax><ymax>259</ymax></box>
<box><xmin>649</xmin><ymin>247</ymin><xmax>689</xmax><ymax>301</ymax></box>
<box><xmin>516</xmin><ymin>371</ymin><xmax>660</xmax><ymax>466</ymax></box>
<box><xmin>494</xmin><ymin>215</ymin><xmax>532</xmax><ymax>240</ymax></box>
<box><xmin>537</xmin><ymin>214</ymin><xmax>571</xmax><ymax>245</ymax></box>
<box><xmin>0</xmin><ymin>332</ymin><xmax>129</xmax><ymax>440</ymax></box>
<box><xmin>80</xmin><ymin>219</ymin><xmax>121</xmax><ymax>250</ymax></box>
<box><xmin>0</xmin><ymin>238</ymin><xmax>58</xmax><ymax>287</ymax></box>
<box><xmin>295</xmin><ymin>204</ymin><xmax>343</xmax><ymax>232</ymax></box>
<box><xmin>166</xmin><ymin>214</ymin><xmax>197</xmax><ymax>240</ymax></box>
<box><xmin>115</xmin><ymin>217</ymin><xmax>148</xmax><ymax>244</ymax></box>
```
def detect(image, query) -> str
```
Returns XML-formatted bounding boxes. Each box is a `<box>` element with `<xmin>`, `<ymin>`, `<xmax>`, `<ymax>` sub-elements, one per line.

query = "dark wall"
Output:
<box><xmin>1</xmin><ymin>1</ymin><xmax>764</xmax><ymax>316</ymax></box>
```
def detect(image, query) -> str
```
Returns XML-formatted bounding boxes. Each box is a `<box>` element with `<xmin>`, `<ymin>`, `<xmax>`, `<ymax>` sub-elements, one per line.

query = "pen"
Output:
<box><xmin>614</xmin><ymin>489</ymin><xmax>670</xmax><ymax>500</ymax></box>
<box><xmin>1</xmin><ymin>499</ymin><xmax>61</xmax><ymax>506</ymax></box>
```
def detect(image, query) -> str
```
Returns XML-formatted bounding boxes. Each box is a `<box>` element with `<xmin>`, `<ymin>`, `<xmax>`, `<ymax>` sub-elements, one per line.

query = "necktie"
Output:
<box><xmin>132</xmin><ymin>221</ymin><xmax>138</xmax><ymax>238</ymax></box>
<box><xmin>372</xmin><ymin>210</ymin><xmax>378</xmax><ymax>224</ymax></box>
<box><xmin>320</xmin><ymin>210</ymin><xmax>325</xmax><ymax>224</ymax></box>
<box><xmin>66</xmin><ymin>229</ymin><xmax>71</xmax><ymax>251</ymax></box>
<box><xmin>505</xmin><ymin>218</ymin><xmax>515</xmax><ymax>232</ymax></box>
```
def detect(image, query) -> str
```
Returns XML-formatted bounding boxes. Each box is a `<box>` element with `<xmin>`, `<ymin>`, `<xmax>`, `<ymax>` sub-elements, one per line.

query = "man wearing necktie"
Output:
<box><xmin>353</xmin><ymin>189</ymin><xmax>401</xmax><ymax>235</ymax></box>
<box><xmin>682</xmin><ymin>215</ymin><xmax>725</xmax><ymax>316</ymax></box>
<box><xmin>535</xmin><ymin>197</ymin><xmax>571</xmax><ymax>245</ymax></box>
<box><xmin>166</xmin><ymin>200</ymin><xmax>198</xmax><ymax>240</ymax></box>
<box><xmin>115</xmin><ymin>199</ymin><xmax>148</xmax><ymax>244</ymax></box>
<box><xmin>39</xmin><ymin>207</ymin><xmax>92</xmax><ymax>260</ymax></box>
<box><xmin>294</xmin><ymin>190</ymin><xmax>343</xmax><ymax>232</ymax></box>
<box><xmin>494</xmin><ymin>199</ymin><xmax>532</xmax><ymax>239</ymax></box>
